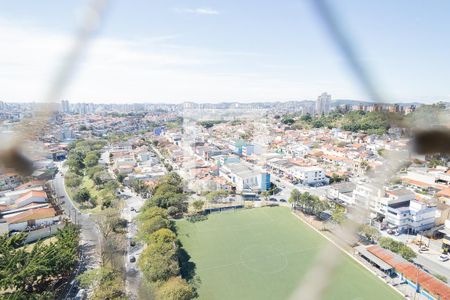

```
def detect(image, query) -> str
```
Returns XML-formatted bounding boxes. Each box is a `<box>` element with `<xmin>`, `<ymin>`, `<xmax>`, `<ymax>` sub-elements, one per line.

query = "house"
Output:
<box><xmin>0</xmin><ymin>171</ymin><xmax>21</xmax><ymax>191</ymax></box>
<box><xmin>2</xmin><ymin>207</ymin><xmax>59</xmax><ymax>233</ymax></box>
<box><xmin>14</xmin><ymin>190</ymin><xmax>48</xmax><ymax>209</ymax></box>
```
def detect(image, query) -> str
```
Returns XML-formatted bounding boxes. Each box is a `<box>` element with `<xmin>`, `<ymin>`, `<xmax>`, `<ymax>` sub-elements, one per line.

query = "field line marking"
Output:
<box><xmin>290</xmin><ymin>211</ymin><xmax>406</xmax><ymax>299</ymax></box>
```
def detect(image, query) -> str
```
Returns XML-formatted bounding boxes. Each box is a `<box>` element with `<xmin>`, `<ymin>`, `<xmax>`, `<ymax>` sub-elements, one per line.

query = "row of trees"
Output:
<box><xmin>288</xmin><ymin>189</ymin><xmax>346</xmax><ymax>224</ymax></box>
<box><xmin>135</xmin><ymin>172</ymin><xmax>196</xmax><ymax>299</ymax></box>
<box><xmin>77</xmin><ymin>208</ymin><xmax>127</xmax><ymax>299</ymax></box>
<box><xmin>379</xmin><ymin>237</ymin><xmax>417</xmax><ymax>261</ymax></box>
<box><xmin>137</xmin><ymin>206</ymin><xmax>194</xmax><ymax>299</ymax></box>
<box><xmin>66</xmin><ymin>139</ymin><xmax>127</xmax><ymax>299</ymax></box>
<box><xmin>65</xmin><ymin>139</ymin><xmax>119</xmax><ymax>209</ymax></box>
<box><xmin>0</xmin><ymin>224</ymin><xmax>80</xmax><ymax>299</ymax></box>
<box><xmin>145</xmin><ymin>172</ymin><xmax>187</xmax><ymax>217</ymax></box>
<box><xmin>283</xmin><ymin>111</ymin><xmax>391</xmax><ymax>135</ymax></box>
<box><xmin>281</xmin><ymin>103</ymin><xmax>447</xmax><ymax>135</ymax></box>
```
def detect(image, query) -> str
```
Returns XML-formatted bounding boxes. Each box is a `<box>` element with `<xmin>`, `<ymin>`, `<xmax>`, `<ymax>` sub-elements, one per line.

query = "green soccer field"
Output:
<box><xmin>176</xmin><ymin>206</ymin><xmax>402</xmax><ymax>300</ymax></box>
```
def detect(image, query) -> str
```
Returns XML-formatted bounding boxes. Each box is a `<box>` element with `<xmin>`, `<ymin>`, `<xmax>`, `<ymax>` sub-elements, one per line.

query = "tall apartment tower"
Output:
<box><xmin>61</xmin><ymin>100</ymin><xmax>70</xmax><ymax>113</ymax></box>
<box><xmin>315</xmin><ymin>92</ymin><xmax>331</xmax><ymax>115</ymax></box>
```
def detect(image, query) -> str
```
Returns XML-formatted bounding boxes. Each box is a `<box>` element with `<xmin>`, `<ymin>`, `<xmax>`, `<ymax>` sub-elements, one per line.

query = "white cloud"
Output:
<box><xmin>175</xmin><ymin>7</ymin><xmax>220</xmax><ymax>15</ymax></box>
<box><xmin>0</xmin><ymin>17</ymin><xmax>367</xmax><ymax>103</ymax></box>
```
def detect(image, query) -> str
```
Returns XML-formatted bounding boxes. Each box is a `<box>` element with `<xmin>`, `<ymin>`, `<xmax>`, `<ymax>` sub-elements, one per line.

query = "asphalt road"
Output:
<box><xmin>415</xmin><ymin>255</ymin><xmax>450</xmax><ymax>279</ymax></box>
<box><xmin>121</xmin><ymin>187</ymin><xmax>146</xmax><ymax>300</ymax></box>
<box><xmin>52</xmin><ymin>166</ymin><xmax>101</xmax><ymax>298</ymax></box>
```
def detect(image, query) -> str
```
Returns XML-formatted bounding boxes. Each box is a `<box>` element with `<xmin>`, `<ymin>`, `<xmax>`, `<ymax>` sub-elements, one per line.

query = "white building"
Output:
<box><xmin>219</xmin><ymin>163</ymin><xmax>270</xmax><ymax>192</ymax></box>
<box><xmin>291</xmin><ymin>166</ymin><xmax>328</xmax><ymax>186</ymax></box>
<box><xmin>315</xmin><ymin>92</ymin><xmax>331</xmax><ymax>115</ymax></box>
<box><xmin>327</xmin><ymin>182</ymin><xmax>356</xmax><ymax>206</ymax></box>
<box><xmin>287</xmin><ymin>145</ymin><xmax>310</xmax><ymax>158</ymax></box>
<box><xmin>353</xmin><ymin>184</ymin><xmax>415</xmax><ymax>218</ymax></box>
<box><xmin>386</xmin><ymin>200</ymin><xmax>436</xmax><ymax>234</ymax></box>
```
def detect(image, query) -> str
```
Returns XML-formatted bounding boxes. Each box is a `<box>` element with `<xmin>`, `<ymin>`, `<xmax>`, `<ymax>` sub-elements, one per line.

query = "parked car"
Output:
<box><xmin>280</xmin><ymin>199</ymin><xmax>287</xmax><ymax>202</ymax></box>
<box><xmin>269</xmin><ymin>198</ymin><xmax>277</xmax><ymax>202</ymax></box>
<box><xmin>439</xmin><ymin>254</ymin><xmax>449</xmax><ymax>262</ymax></box>
<box><xmin>74</xmin><ymin>289</ymin><xmax>87</xmax><ymax>300</ymax></box>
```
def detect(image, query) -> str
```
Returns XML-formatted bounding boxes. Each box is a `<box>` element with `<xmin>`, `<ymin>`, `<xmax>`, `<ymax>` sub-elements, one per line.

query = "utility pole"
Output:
<box><xmin>413</xmin><ymin>262</ymin><xmax>420</xmax><ymax>300</ymax></box>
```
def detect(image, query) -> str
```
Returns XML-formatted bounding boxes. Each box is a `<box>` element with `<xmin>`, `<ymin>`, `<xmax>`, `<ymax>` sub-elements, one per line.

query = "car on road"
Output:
<box><xmin>269</xmin><ymin>198</ymin><xmax>277</xmax><ymax>202</ymax></box>
<box><xmin>129</xmin><ymin>256</ymin><xmax>136</xmax><ymax>263</ymax></box>
<box><xmin>279</xmin><ymin>199</ymin><xmax>287</xmax><ymax>202</ymax></box>
<box><xmin>74</xmin><ymin>289</ymin><xmax>87</xmax><ymax>300</ymax></box>
<box><xmin>130</xmin><ymin>240</ymin><xmax>136</xmax><ymax>247</ymax></box>
<box><xmin>439</xmin><ymin>254</ymin><xmax>449</xmax><ymax>262</ymax></box>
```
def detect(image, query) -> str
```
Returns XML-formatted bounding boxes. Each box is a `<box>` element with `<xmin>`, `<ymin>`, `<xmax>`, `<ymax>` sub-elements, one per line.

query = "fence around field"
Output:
<box><xmin>204</xmin><ymin>205</ymin><xmax>244</xmax><ymax>214</ymax></box>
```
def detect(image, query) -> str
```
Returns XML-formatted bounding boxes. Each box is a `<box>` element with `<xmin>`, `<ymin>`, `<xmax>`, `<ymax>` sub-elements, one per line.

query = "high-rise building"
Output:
<box><xmin>315</xmin><ymin>92</ymin><xmax>331</xmax><ymax>115</ymax></box>
<box><xmin>61</xmin><ymin>100</ymin><xmax>70</xmax><ymax>113</ymax></box>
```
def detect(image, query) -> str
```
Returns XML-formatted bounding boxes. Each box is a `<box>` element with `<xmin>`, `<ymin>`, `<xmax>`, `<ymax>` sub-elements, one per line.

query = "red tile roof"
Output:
<box><xmin>5</xmin><ymin>207</ymin><xmax>57</xmax><ymax>224</ymax></box>
<box><xmin>367</xmin><ymin>245</ymin><xmax>450</xmax><ymax>299</ymax></box>
<box><xmin>16</xmin><ymin>190</ymin><xmax>47</xmax><ymax>204</ymax></box>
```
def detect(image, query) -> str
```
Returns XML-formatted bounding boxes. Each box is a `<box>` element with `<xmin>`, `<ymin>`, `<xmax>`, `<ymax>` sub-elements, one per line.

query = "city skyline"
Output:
<box><xmin>1</xmin><ymin>0</ymin><xmax>450</xmax><ymax>103</ymax></box>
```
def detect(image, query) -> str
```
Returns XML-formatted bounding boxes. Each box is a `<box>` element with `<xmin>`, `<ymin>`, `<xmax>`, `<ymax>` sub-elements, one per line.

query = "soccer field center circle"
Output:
<box><xmin>240</xmin><ymin>244</ymin><xmax>288</xmax><ymax>274</ymax></box>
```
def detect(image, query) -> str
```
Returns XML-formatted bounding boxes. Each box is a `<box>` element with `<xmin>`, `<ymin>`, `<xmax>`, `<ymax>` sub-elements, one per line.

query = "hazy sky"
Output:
<box><xmin>0</xmin><ymin>0</ymin><xmax>449</xmax><ymax>103</ymax></box>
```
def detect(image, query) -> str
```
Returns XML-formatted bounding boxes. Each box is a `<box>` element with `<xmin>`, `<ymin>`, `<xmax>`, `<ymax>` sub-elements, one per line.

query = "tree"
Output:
<box><xmin>148</xmin><ymin>228</ymin><xmax>177</xmax><ymax>245</ymax></box>
<box><xmin>358</xmin><ymin>224</ymin><xmax>380</xmax><ymax>242</ymax></box>
<box><xmin>150</xmin><ymin>192</ymin><xmax>186</xmax><ymax>211</ymax></box>
<box><xmin>281</xmin><ymin>117</ymin><xmax>295</xmax><ymax>125</ymax></box>
<box><xmin>137</xmin><ymin>216</ymin><xmax>170</xmax><ymax>242</ymax></box>
<box><xmin>260</xmin><ymin>191</ymin><xmax>270</xmax><ymax>204</ymax></box>
<box><xmin>74</xmin><ymin>187</ymin><xmax>91</xmax><ymax>204</ymax></box>
<box><xmin>331</xmin><ymin>206</ymin><xmax>346</xmax><ymax>224</ymax></box>
<box><xmin>205</xmin><ymin>190</ymin><xmax>229</xmax><ymax>202</ymax></box>
<box><xmin>65</xmin><ymin>172</ymin><xmax>82</xmax><ymax>188</ymax></box>
<box><xmin>288</xmin><ymin>189</ymin><xmax>301</xmax><ymax>206</ymax></box>
<box><xmin>138</xmin><ymin>238</ymin><xmax>179</xmax><ymax>282</ymax></box>
<box><xmin>117</xmin><ymin>173</ymin><xmax>125</xmax><ymax>183</ymax></box>
<box><xmin>66</xmin><ymin>150</ymin><xmax>85</xmax><ymax>174</ymax></box>
<box><xmin>137</xmin><ymin>206</ymin><xmax>168</xmax><ymax>222</ymax></box>
<box><xmin>78</xmin><ymin>267</ymin><xmax>126</xmax><ymax>300</ymax></box>
<box><xmin>84</xmin><ymin>151</ymin><xmax>100</xmax><ymax>168</ymax></box>
<box><xmin>398</xmin><ymin>246</ymin><xmax>417</xmax><ymax>261</ymax></box>
<box><xmin>156</xmin><ymin>277</ymin><xmax>194</xmax><ymax>300</ymax></box>
<box><xmin>379</xmin><ymin>237</ymin><xmax>416</xmax><ymax>261</ymax></box>
<box><xmin>330</xmin><ymin>173</ymin><xmax>345</xmax><ymax>184</ymax></box>
<box><xmin>0</xmin><ymin>224</ymin><xmax>80</xmax><ymax>298</ymax></box>
<box><xmin>96</xmin><ymin>209</ymin><xmax>125</xmax><ymax>267</ymax></box>
<box><xmin>192</xmin><ymin>200</ymin><xmax>205</xmax><ymax>213</ymax></box>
